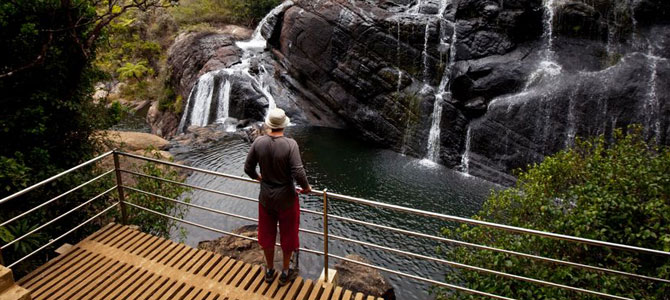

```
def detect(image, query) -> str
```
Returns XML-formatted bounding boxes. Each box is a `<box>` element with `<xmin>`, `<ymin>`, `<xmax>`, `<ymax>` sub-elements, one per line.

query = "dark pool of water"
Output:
<box><xmin>170</xmin><ymin>126</ymin><xmax>499</xmax><ymax>300</ymax></box>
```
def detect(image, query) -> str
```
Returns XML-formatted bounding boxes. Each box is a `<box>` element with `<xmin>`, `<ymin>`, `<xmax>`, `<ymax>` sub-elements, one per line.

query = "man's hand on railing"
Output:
<box><xmin>296</xmin><ymin>185</ymin><xmax>312</xmax><ymax>194</ymax></box>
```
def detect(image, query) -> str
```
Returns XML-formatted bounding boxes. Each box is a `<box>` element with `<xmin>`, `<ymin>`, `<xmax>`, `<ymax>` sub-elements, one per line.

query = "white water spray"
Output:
<box><xmin>178</xmin><ymin>2</ymin><xmax>293</xmax><ymax>133</ymax></box>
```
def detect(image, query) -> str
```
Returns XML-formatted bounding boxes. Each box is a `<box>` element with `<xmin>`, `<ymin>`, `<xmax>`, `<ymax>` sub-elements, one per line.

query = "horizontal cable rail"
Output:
<box><xmin>320</xmin><ymin>211</ymin><xmax>670</xmax><ymax>284</ymax></box>
<box><xmin>120</xmin><ymin>184</ymin><xmax>636</xmax><ymax>299</ymax></box>
<box><xmin>123</xmin><ymin>200</ymin><xmax>513</xmax><ymax>300</ymax></box>
<box><xmin>120</xmin><ymin>170</ymin><xmax>670</xmax><ymax>284</ymax></box>
<box><xmin>1</xmin><ymin>186</ymin><xmax>117</xmax><ymax>250</ymax></box>
<box><xmin>7</xmin><ymin>202</ymin><xmax>119</xmax><ymax>269</ymax></box>
<box><xmin>1</xmin><ymin>150</ymin><xmax>663</xmax><ymax>300</ymax></box>
<box><xmin>114</xmin><ymin>151</ymin><xmax>670</xmax><ymax>299</ymax></box>
<box><xmin>122</xmin><ymin>185</ymin><xmax>319</xmax><ymax>237</ymax></box>
<box><xmin>0</xmin><ymin>169</ymin><xmax>115</xmax><ymax>227</ymax></box>
<box><xmin>116</xmin><ymin>151</ymin><xmax>670</xmax><ymax>258</ymax></box>
<box><xmin>123</xmin><ymin>201</ymin><xmax>324</xmax><ymax>257</ymax></box>
<box><xmin>0</xmin><ymin>150</ymin><xmax>114</xmax><ymax>205</ymax></box>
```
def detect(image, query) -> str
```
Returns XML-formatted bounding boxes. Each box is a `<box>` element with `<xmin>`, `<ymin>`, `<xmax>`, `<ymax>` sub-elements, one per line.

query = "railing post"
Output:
<box><xmin>0</xmin><ymin>246</ymin><xmax>4</xmax><ymax>266</ymax></box>
<box><xmin>113</xmin><ymin>151</ymin><xmax>128</xmax><ymax>225</ymax></box>
<box><xmin>322</xmin><ymin>188</ymin><xmax>329</xmax><ymax>282</ymax></box>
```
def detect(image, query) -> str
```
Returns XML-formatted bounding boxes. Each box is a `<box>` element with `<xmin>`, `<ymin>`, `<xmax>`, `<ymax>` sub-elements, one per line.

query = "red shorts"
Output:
<box><xmin>258</xmin><ymin>196</ymin><xmax>300</xmax><ymax>253</ymax></box>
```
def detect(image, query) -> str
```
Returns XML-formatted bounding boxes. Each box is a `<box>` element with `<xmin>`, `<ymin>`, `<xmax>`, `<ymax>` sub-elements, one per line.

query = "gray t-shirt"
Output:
<box><xmin>244</xmin><ymin>135</ymin><xmax>310</xmax><ymax>210</ymax></box>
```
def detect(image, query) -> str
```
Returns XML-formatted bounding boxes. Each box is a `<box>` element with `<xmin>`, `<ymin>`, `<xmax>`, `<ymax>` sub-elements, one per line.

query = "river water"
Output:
<box><xmin>170</xmin><ymin>126</ymin><xmax>498</xmax><ymax>299</ymax></box>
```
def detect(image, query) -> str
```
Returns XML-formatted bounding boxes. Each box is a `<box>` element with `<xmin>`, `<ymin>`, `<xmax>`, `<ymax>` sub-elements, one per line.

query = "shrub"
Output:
<box><xmin>435</xmin><ymin>126</ymin><xmax>670</xmax><ymax>299</ymax></box>
<box><xmin>124</xmin><ymin>150</ymin><xmax>191</xmax><ymax>240</ymax></box>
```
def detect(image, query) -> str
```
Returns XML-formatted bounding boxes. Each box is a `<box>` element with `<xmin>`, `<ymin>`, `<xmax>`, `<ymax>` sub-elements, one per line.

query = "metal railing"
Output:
<box><xmin>1</xmin><ymin>150</ymin><xmax>669</xmax><ymax>300</ymax></box>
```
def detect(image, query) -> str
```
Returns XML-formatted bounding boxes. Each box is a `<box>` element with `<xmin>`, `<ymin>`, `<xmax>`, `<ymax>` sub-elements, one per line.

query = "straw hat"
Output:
<box><xmin>264</xmin><ymin>108</ymin><xmax>290</xmax><ymax>129</ymax></box>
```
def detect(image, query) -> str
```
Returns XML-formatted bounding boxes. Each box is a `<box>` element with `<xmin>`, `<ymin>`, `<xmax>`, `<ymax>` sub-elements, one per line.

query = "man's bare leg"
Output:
<box><xmin>282</xmin><ymin>250</ymin><xmax>293</xmax><ymax>271</ymax></box>
<box><xmin>264</xmin><ymin>247</ymin><xmax>275</xmax><ymax>270</ymax></box>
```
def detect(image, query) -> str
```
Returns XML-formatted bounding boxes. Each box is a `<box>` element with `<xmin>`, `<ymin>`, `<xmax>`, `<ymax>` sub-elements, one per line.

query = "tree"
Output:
<box><xmin>0</xmin><ymin>0</ymin><xmax>173</xmax><ymax>275</ymax></box>
<box><xmin>436</xmin><ymin>126</ymin><xmax>670</xmax><ymax>299</ymax></box>
<box><xmin>117</xmin><ymin>61</ymin><xmax>154</xmax><ymax>82</ymax></box>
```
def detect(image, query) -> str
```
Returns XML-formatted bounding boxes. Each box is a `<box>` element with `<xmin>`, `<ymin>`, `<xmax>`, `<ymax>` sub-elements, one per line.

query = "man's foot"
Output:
<box><xmin>264</xmin><ymin>268</ymin><xmax>276</xmax><ymax>283</ymax></box>
<box><xmin>278</xmin><ymin>269</ymin><xmax>298</xmax><ymax>286</ymax></box>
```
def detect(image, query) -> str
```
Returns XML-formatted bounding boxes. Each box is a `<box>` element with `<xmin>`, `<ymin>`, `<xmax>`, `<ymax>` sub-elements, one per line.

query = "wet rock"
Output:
<box><xmin>335</xmin><ymin>254</ymin><xmax>395</xmax><ymax>300</ymax></box>
<box><xmin>167</xmin><ymin>31</ymin><xmax>242</xmax><ymax>104</ymax></box>
<box><xmin>146</xmin><ymin>101</ymin><xmax>180</xmax><ymax>138</ymax></box>
<box><xmin>102</xmin><ymin>130</ymin><xmax>170</xmax><ymax>151</ymax></box>
<box><xmin>198</xmin><ymin>225</ymin><xmax>284</xmax><ymax>267</ymax></box>
<box><xmin>554</xmin><ymin>1</ymin><xmax>607</xmax><ymax>41</ymax></box>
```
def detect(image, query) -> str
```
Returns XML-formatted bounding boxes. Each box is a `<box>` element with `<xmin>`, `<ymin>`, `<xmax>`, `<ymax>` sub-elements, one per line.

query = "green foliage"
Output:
<box><xmin>172</xmin><ymin>0</ymin><xmax>282</xmax><ymax>27</ymax></box>
<box><xmin>435</xmin><ymin>126</ymin><xmax>670</xmax><ymax>299</ymax></box>
<box><xmin>125</xmin><ymin>149</ymin><xmax>190</xmax><ymax>240</ymax></box>
<box><xmin>4</xmin><ymin>219</ymin><xmax>48</xmax><ymax>256</ymax></box>
<box><xmin>108</xmin><ymin>101</ymin><xmax>133</xmax><ymax>124</ymax></box>
<box><xmin>0</xmin><ymin>226</ymin><xmax>14</xmax><ymax>244</ymax></box>
<box><xmin>117</xmin><ymin>61</ymin><xmax>155</xmax><ymax>82</ymax></box>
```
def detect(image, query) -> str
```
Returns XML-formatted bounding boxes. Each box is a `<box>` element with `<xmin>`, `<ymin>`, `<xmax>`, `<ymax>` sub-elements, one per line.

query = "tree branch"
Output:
<box><xmin>0</xmin><ymin>33</ymin><xmax>54</xmax><ymax>79</ymax></box>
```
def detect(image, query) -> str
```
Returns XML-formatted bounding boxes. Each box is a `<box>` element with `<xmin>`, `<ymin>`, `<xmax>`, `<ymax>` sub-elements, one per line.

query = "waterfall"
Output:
<box><xmin>523</xmin><ymin>0</ymin><xmax>561</xmax><ymax>90</ymax></box>
<box><xmin>542</xmin><ymin>0</ymin><xmax>555</xmax><ymax>61</ymax></box>
<box><xmin>565</xmin><ymin>88</ymin><xmax>578</xmax><ymax>148</ymax></box>
<box><xmin>460</xmin><ymin>125</ymin><xmax>472</xmax><ymax>173</ymax></box>
<box><xmin>178</xmin><ymin>72</ymin><xmax>215</xmax><ymax>131</ymax></box>
<box><xmin>646</xmin><ymin>55</ymin><xmax>661</xmax><ymax>143</ymax></box>
<box><xmin>422</xmin><ymin>22</ymin><xmax>431</xmax><ymax>83</ymax></box>
<box><xmin>422</xmin><ymin>1</ymin><xmax>456</xmax><ymax>165</ymax></box>
<box><xmin>396</xmin><ymin>19</ymin><xmax>402</xmax><ymax>93</ymax></box>
<box><xmin>178</xmin><ymin>1</ymin><xmax>293</xmax><ymax>133</ymax></box>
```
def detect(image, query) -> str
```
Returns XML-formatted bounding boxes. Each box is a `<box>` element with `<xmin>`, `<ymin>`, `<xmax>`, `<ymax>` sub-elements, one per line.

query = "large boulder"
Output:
<box><xmin>334</xmin><ymin>254</ymin><xmax>395</xmax><ymax>299</ymax></box>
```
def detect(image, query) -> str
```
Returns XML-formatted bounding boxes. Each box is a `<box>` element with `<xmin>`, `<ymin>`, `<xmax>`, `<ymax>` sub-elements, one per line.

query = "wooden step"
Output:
<box><xmin>0</xmin><ymin>266</ymin><xmax>31</xmax><ymax>300</ymax></box>
<box><xmin>0</xmin><ymin>266</ymin><xmax>12</xmax><ymax>292</ymax></box>
<box><xmin>16</xmin><ymin>224</ymin><xmax>385</xmax><ymax>300</ymax></box>
<box><xmin>0</xmin><ymin>284</ymin><xmax>31</xmax><ymax>300</ymax></box>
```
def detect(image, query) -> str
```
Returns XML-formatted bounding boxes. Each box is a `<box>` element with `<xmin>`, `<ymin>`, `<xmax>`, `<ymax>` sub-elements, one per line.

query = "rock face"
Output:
<box><xmin>169</xmin><ymin>0</ymin><xmax>670</xmax><ymax>184</ymax></box>
<box><xmin>269</xmin><ymin>0</ymin><xmax>670</xmax><ymax>184</ymax></box>
<box><xmin>334</xmin><ymin>254</ymin><xmax>395</xmax><ymax>299</ymax></box>
<box><xmin>198</xmin><ymin>225</ymin><xmax>284</xmax><ymax>268</ymax></box>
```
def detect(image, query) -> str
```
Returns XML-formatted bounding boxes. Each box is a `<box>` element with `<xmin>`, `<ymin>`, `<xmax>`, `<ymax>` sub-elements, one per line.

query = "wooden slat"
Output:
<box><xmin>295</xmin><ymin>279</ymin><xmax>314</xmax><ymax>300</ymax></box>
<box><xmin>277</xmin><ymin>277</ymin><xmax>302</xmax><ymax>300</ymax></box>
<box><xmin>239</xmin><ymin>265</ymin><xmax>261</xmax><ymax>290</ymax></box>
<box><xmin>148</xmin><ymin>279</ymin><xmax>179</xmax><ymax>300</ymax></box>
<box><xmin>182</xmin><ymin>250</ymin><xmax>209</xmax><ymax>272</ymax></box>
<box><xmin>32</xmin><ymin>253</ymin><xmax>104</xmax><ymax>299</ymax></box>
<box><xmin>51</xmin><ymin>257</ymin><xmax>117</xmax><ymax>299</ymax></box>
<box><xmin>19</xmin><ymin>225</ymin><xmax>379</xmax><ymax>300</ymax></box>
<box><xmin>84</xmin><ymin>264</ymin><xmax>135</xmax><ymax>299</ymax></box>
<box><xmin>136</xmin><ymin>276</ymin><xmax>170</xmax><ymax>299</ymax></box>
<box><xmin>19</xmin><ymin>248</ymin><xmax>87</xmax><ymax>289</ymax></box>
<box><xmin>319</xmin><ymin>283</ymin><xmax>334</xmax><ymax>300</ymax></box>
<box><xmin>331</xmin><ymin>286</ymin><xmax>343</xmax><ymax>300</ymax></box>
<box><xmin>69</xmin><ymin>261</ymin><xmax>128</xmax><ymax>299</ymax></box>
<box><xmin>231</xmin><ymin>263</ymin><xmax>252</xmax><ymax>287</ymax></box>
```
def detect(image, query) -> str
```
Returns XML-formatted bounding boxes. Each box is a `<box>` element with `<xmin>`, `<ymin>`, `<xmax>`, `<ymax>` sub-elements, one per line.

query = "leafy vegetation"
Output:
<box><xmin>172</xmin><ymin>0</ymin><xmax>282</xmax><ymax>27</ymax></box>
<box><xmin>125</xmin><ymin>150</ymin><xmax>191</xmax><ymax>240</ymax></box>
<box><xmin>0</xmin><ymin>0</ymin><xmax>180</xmax><ymax>276</ymax></box>
<box><xmin>435</xmin><ymin>126</ymin><xmax>670</xmax><ymax>299</ymax></box>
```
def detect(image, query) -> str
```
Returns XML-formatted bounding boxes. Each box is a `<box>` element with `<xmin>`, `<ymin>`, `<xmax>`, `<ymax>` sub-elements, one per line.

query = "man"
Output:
<box><xmin>244</xmin><ymin>108</ymin><xmax>311</xmax><ymax>286</ymax></box>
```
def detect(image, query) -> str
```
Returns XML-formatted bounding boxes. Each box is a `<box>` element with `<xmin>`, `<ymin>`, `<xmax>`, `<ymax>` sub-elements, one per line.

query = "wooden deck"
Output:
<box><xmin>17</xmin><ymin>223</ymin><xmax>382</xmax><ymax>300</ymax></box>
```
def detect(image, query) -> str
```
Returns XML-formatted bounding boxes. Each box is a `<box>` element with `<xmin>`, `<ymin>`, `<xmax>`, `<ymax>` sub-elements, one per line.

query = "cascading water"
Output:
<box><xmin>178</xmin><ymin>72</ymin><xmax>215</xmax><ymax>131</ymax></box>
<box><xmin>422</xmin><ymin>0</ymin><xmax>454</xmax><ymax>165</ymax></box>
<box><xmin>460</xmin><ymin>126</ymin><xmax>472</xmax><ymax>173</ymax></box>
<box><xmin>178</xmin><ymin>1</ymin><xmax>293</xmax><ymax>133</ymax></box>
<box><xmin>422</xmin><ymin>22</ymin><xmax>431</xmax><ymax>83</ymax></box>
<box><xmin>523</xmin><ymin>0</ymin><xmax>561</xmax><ymax>90</ymax></box>
<box><xmin>645</xmin><ymin>55</ymin><xmax>661</xmax><ymax>143</ymax></box>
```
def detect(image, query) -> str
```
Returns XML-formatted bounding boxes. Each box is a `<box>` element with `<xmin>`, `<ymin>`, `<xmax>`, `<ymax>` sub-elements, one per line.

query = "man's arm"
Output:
<box><xmin>244</xmin><ymin>142</ymin><xmax>261</xmax><ymax>181</ymax></box>
<box><xmin>289</xmin><ymin>141</ymin><xmax>311</xmax><ymax>192</ymax></box>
